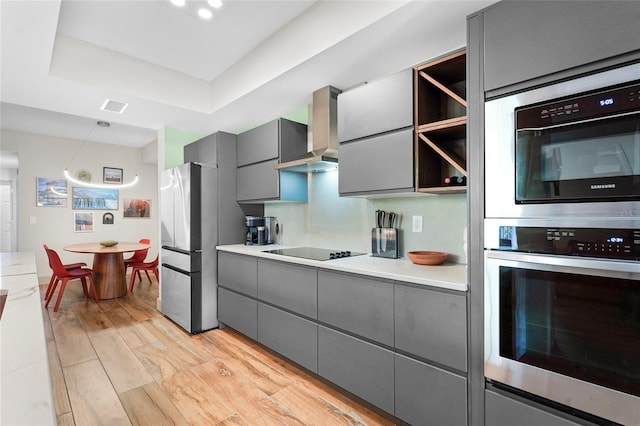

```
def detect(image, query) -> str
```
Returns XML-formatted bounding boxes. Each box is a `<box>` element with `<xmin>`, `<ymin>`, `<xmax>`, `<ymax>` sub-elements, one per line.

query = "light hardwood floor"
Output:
<box><xmin>42</xmin><ymin>275</ymin><xmax>397</xmax><ymax>425</ymax></box>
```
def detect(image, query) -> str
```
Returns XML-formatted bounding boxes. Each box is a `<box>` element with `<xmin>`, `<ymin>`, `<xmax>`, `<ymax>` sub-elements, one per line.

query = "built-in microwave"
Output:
<box><xmin>485</xmin><ymin>62</ymin><xmax>640</xmax><ymax>220</ymax></box>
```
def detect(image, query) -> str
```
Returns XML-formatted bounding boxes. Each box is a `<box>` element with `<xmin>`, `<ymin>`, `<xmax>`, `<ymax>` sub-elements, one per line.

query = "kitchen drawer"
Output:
<box><xmin>318</xmin><ymin>270</ymin><xmax>393</xmax><ymax>347</ymax></box>
<box><xmin>237</xmin><ymin>120</ymin><xmax>279</xmax><ymax>166</ymax></box>
<box><xmin>218</xmin><ymin>251</ymin><xmax>258</xmax><ymax>297</ymax></box>
<box><xmin>485</xmin><ymin>390</ymin><xmax>593</xmax><ymax>426</ymax></box>
<box><xmin>258</xmin><ymin>259</ymin><xmax>317</xmax><ymax>319</ymax></box>
<box><xmin>395</xmin><ymin>353</ymin><xmax>467</xmax><ymax>426</ymax></box>
<box><xmin>338</xmin><ymin>68</ymin><xmax>413</xmax><ymax>142</ymax></box>
<box><xmin>318</xmin><ymin>326</ymin><xmax>394</xmax><ymax>414</ymax></box>
<box><xmin>258</xmin><ymin>303</ymin><xmax>317</xmax><ymax>373</ymax></box>
<box><xmin>218</xmin><ymin>288</ymin><xmax>257</xmax><ymax>340</ymax></box>
<box><xmin>338</xmin><ymin>127</ymin><xmax>414</xmax><ymax>195</ymax></box>
<box><xmin>236</xmin><ymin>159</ymin><xmax>280</xmax><ymax>202</ymax></box>
<box><xmin>395</xmin><ymin>283</ymin><xmax>467</xmax><ymax>372</ymax></box>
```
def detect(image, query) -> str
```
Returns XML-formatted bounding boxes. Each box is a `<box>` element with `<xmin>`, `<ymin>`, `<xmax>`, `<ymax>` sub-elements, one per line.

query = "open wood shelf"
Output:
<box><xmin>414</xmin><ymin>49</ymin><xmax>467</xmax><ymax>194</ymax></box>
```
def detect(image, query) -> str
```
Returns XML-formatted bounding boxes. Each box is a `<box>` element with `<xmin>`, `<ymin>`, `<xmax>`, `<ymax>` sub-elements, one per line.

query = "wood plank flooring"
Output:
<box><xmin>42</xmin><ymin>275</ymin><xmax>398</xmax><ymax>425</ymax></box>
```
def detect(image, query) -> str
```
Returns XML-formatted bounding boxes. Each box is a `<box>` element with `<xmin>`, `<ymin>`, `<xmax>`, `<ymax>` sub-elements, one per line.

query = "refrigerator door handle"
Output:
<box><xmin>162</xmin><ymin>263</ymin><xmax>191</xmax><ymax>276</ymax></box>
<box><xmin>162</xmin><ymin>245</ymin><xmax>202</xmax><ymax>255</ymax></box>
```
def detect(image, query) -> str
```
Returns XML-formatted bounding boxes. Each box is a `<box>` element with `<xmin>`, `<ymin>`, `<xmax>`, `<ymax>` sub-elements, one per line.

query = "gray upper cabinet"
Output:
<box><xmin>258</xmin><ymin>259</ymin><xmax>317</xmax><ymax>319</ymax></box>
<box><xmin>483</xmin><ymin>1</ymin><xmax>640</xmax><ymax>92</ymax></box>
<box><xmin>338</xmin><ymin>127</ymin><xmax>414</xmax><ymax>195</ymax></box>
<box><xmin>236</xmin><ymin>118</ymin><xmax>308</xmax><ymax>203</ymax></box>
<box><xmin>395</xmin><ymin>283</ymin><xmax>467</xmax><ymax>372</ymax></box>
<box><xmin>318</xmin><ymin>270</ymin><xmax>394</xmax><ymax>347</ymax></box>
<box><xmin>338</xmin><ymin>68</ymin><xmax>413</xmax><ymax>142</ymax></box>
<box><xmin>237</xmin><ymin>120</ymin><xmax>280</xmax><ymax>167</ymax></box>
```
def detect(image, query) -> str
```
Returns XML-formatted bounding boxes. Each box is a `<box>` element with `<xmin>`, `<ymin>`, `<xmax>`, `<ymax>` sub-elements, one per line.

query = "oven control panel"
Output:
<box><xmin>498</xmin><ymin>226</ymin><xmax>640</xmax><ymax>260</ymax></box>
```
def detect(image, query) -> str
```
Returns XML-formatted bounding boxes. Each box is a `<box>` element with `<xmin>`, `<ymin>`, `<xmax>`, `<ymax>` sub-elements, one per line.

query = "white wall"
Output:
<box><xmin>265</xmin><ymin>170</ymin><xmax>468</xmax><ymax>263</ymax></box>
<box><xmin>1</xmin><ymin>129</ymin><xmax>158</xmax><ymax>280</ymax></box>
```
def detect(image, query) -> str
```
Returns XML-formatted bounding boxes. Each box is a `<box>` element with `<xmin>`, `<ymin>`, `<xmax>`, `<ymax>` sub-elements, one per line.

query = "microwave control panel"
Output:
<box><xmin>516</xmin><ymin>80</ymin><xmax>640</xmax><ymax>128</ymax></box>
<box><xmin>498</xmin><ymin>226</ymin><xmax>640</xmax><ymax>260</ymax></box>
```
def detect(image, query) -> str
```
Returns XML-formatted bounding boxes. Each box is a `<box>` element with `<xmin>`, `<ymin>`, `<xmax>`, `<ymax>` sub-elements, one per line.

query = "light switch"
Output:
<box><xmin>412</xmin><ymin>215</ymin><xmax>422</xmax><ymax>233</ymax></box>
<box><xmin>29</xmin><ymin>216</ymin><xmax>37</xmax><ymax>225</ymax></box>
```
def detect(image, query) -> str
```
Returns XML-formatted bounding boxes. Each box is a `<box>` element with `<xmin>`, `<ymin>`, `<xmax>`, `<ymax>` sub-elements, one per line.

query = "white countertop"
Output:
<box><xmin>217</xmin><ymin>244</ymin><xmax>468</xmax><ymax>292</ymax></box>
<box><xmin>1</xmin><ymin>252</ymin><xmax>56</xmax><ymax>426</ymax></box>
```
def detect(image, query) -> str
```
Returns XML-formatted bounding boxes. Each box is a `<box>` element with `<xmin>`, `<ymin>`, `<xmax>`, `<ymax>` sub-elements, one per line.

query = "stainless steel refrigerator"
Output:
<box><xmin>160</xmin><ymin>132</ymin><xmax>249</xmax><ymax>333</ymax></box>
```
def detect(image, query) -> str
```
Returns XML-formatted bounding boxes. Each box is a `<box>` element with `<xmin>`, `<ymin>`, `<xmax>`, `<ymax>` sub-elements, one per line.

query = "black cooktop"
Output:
<box><xmin>264</xmin><ymin>247</ymin><xmax>365</xmax><ymax>261</ymax></box>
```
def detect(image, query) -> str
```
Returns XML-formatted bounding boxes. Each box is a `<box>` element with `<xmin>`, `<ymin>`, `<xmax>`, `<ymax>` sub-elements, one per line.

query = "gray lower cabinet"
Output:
<box><xmin>337</xmin><ymin>68</ymin><xmax>413</xmax><ymax>143</ymax></box>
<box><xmin>218</xmin><ymin>288</ymin><xmax>257</xmax><ymax>340</ymax></box>
<box><xmin>258</xmin><ymin>260</ymin><xmax>317</xmax><ymax>319</ymax></box>
<box><xmin>395</xmin><ymin>353</ymin><xmax>467</xmax><ymax>426</ymax></box>
<box><xmin>218</xmin><ymin>251</ymin><xmax>258</xmax><ymax>297</ymax></box>
<box><xmin>317</xmin><ymin>325</ymin><xmax>394</xmax><ymax>414</ymax></box>
<box><xmin>395</xmin><ymin>283</ymin><xmax>467</xmax><ymax>372</ymax></box>
<box><xmin>485</xmin><ymin>390</ymin><xmax>595</xmax><ymax>426</ymax></box>
<box><xmin>318</xmin><ymin>270</ymin><xmax>393</xmax><ymax>347</ymax></box>
<box><xmin>338</xmin><ymin>127</ymin><xmax>414</xmax><ymax>196</ymax></box>
<box><xmin>483</xmin><ymin>1</ymin><xmax>640</xmax><ymax>92</ymax></box>
<box><xmin>257</xmin><ymin>303</ymin><xmax>317</xmax><ymax>373</ymax></box>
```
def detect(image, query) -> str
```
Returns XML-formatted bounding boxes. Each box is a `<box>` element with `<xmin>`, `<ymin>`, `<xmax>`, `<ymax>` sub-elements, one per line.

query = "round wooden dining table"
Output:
<box><xmin>63</xmin><ymin>242</ymin><xmax>150</xmax><ymax>299</ymax></box>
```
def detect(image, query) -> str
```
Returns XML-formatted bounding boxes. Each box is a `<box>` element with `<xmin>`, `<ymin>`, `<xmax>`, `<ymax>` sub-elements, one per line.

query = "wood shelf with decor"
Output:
<box><xmin>414</xmin><ymin>49</ymin><xmax>467</xmax><ymax>194</ymax></box>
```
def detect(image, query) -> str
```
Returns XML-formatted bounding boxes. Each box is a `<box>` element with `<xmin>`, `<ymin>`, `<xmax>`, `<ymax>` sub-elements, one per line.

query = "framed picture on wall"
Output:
<box><xmin>72</xmin><ymin>187</ymin><xmax>118</xmax><ymax>210</ymax></box>
<box><xmin>74</xmin><ymin>212</ymin><xmax>94</xmax><ymax>232</ymax></box>
<box><xmin>103</xmin><ymin>167</ymin><xmax>123</xmax><ymax>184</ymax></box>
<box><xmin>123</xmin><ymin>198</ymin><xmax>151</xmax><ymax>218</ymax></box>
<box><xmin>102</xmin><ymin>212</ymin><xmax>114</xmax><ymax>224</ymax></box>
<box><xmin>36</xmin><ymin>177</ymin><xmax>68</xmax><ymax>207</ymax></box>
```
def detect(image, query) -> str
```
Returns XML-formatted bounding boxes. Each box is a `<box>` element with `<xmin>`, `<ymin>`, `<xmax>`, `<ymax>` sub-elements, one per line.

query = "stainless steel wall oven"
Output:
<box><xmin>484</xmin><ymin>62</ymin><xmax>640</xmax><ymax>426</ymax></box>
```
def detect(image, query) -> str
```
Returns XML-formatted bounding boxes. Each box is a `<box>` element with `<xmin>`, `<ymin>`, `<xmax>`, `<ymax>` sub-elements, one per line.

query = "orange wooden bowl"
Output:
<box><xmin>407</xmin><ymin>251</ymin><xmax>448</xmax><ymax>265</ymax></box>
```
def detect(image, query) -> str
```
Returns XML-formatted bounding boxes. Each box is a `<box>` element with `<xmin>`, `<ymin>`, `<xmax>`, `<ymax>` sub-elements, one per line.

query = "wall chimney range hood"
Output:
<box><xmin>275</xmin><ymin>85</ymin><xmax>342</xmax><ymax>173</ymax></box>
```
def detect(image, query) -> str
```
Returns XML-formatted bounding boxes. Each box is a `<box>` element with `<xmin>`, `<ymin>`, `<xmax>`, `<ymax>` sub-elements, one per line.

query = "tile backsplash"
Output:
<box><xmin>264</xmin><ymin>170</ymin><xmax>468</xmax><ymax>263</ymax></box>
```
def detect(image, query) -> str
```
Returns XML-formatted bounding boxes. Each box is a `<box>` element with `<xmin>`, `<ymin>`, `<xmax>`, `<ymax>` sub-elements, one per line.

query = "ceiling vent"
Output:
<box><xmin>100</xmin><ymin>99</ymin><xmax>129</xmax><ymax>114</ymax></box>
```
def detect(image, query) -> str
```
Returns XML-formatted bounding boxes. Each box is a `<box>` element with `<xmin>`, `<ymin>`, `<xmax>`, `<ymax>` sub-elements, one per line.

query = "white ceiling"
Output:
<box><xmin>0</xmin><ymin>0</ymin><xmax>496</xmax><ymax>149</ymax></box>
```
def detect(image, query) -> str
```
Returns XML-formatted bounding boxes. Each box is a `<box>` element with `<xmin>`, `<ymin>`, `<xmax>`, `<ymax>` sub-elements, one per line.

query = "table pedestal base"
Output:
<box><xmin>92</xmin><ymin>253</ymin><xmax>126</xmax><ymax>299</ymax></box>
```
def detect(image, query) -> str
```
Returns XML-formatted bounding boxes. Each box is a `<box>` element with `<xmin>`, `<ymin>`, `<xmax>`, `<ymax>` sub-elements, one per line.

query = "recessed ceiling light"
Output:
<box><xmin>198</xmin><ymin>8</ymin><xmax>213</xmax><ymax>20</ymax></box>
<box><xmin>169</xmin><ymin>0</ymin><xmax>186</xmax><ymax>7</ymax></box>
<box><xmin>100</xmin><ymin>99</ymin><xmax>129</xmax><ymax>114</ymax></box>
<box><xmin>207</xmin><ymin>0</ymin><xmax>222</xmax><ymax>8</ymax></box>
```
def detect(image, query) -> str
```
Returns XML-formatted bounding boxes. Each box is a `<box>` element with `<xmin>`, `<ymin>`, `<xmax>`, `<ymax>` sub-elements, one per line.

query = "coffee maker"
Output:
<box><xmin>244</xmin><ymin>216</ymin><xmax>277</xmax><ymax>245</ymax></box>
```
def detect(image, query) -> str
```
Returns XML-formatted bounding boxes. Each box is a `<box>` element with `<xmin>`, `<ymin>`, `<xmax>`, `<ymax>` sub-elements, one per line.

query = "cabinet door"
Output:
<box><xmin>218</xmin><ymin>252</ymin><xmax>258</xmax><ymax>297</ymax></box>
<box><xmin>483</xmin><ymin>2</ymin><xmax>640</xmax><ymax>92</ymax></box>
<box><xmin>318</xmin><ymin>270</ymin><xmax>393</xmax><ymax>347</ymax></box>
<box><xmin>236</xmin><ymin>159</ymin><xmax>279</xmax><ymax>202</ymax></box>
<box><xmin>395</xmin><ymin>284</ymin><xmax>467</xmax><ymax>371</ymax></box>
<box><xmin>338</xmin><ymin>68</ymin><xmax>413</xmax><ymax>142</ymax></box>
<box><xmin>485</xmin><ymin>390</ymin><xmax>592</xmax><ymax>426</ymax></box>
<box><xmin>237</xmin><ymin>120</ymin><xmax>279</xmax><ymax>166</ymax></box>
<box><xmin>338</xmin><ymin>128</ymin><xmax>414</xmax><ymax>195</ymax></box>
<box><xmin>318</xmin><ymin>326</ymin><xmax>394</xmax><ymax>414</ymax></box>
<box><xmin>258</xmin><ymin>303</ymin><xmax>317</xmax><ymax>373</ymax></box>
<box><xmin>258</xmin><ymin>260</ymin><xmax>317</xmax><ymax>319</ymax></box>
<box><xmin>218</xmin><ymin>288</ymin><xmax>257</xmax><ymax>340</ymax></box>
<box><xmin>395</xmin><ymin>353</ymin><xmax>467</xmax><ymax>426</ymax></box>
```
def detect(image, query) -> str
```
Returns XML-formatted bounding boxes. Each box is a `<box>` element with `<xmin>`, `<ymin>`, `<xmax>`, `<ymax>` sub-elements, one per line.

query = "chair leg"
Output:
<box><xmin>137</xmin><ymin>270</ymin><xmax>142</xmax><ymax>283</ymax></box>
<box><xmin>80</xmin><ymin>277</ymin><xmax>90</xmax><ymax>299</ymax></box>
<box><xmin>154</xmin><ymin>268</ymin><xmax>159</xmax><ymax>283</ymax></box>
<box><xmin>53</xmin><ymin>278</ymin><xmax>69</xmax><ymax>312</ymax></box>
<box><xmin>45</xmin><ymin>278</ymin><xmax>61</xmax><ymax>307</ymax></box>
<box><xmin>128</xmin><ymin>268</ymin><xmax>137</xmax><ymax>295</ymax></box>
<box><xmin>144</xmin><ymin>270</ymin><xmax>152</xmax><ymax>283</ymax></box>
<box><xmin>45</xmin><ymin>274</ymin><xmax>57</xmax><ymax>301</ymax></box>
<box><xmin>87</xmin><ymin>274</ymin><xmax>99</xmax><ymax>303</ymax></box>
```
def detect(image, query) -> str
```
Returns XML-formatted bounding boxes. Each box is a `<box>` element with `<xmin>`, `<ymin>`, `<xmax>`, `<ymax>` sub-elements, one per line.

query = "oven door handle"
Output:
<box><xmin>485</xmin><ymin>250</ymin><xmax>639</xmax><ymax>274</ymax></box>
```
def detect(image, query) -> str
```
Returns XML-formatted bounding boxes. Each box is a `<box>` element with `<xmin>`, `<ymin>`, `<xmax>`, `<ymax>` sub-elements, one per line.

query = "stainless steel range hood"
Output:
<box><xmin>275</xmin><ymin>85</ymin><xmax>342</xmax><ymax>173</ymax></box>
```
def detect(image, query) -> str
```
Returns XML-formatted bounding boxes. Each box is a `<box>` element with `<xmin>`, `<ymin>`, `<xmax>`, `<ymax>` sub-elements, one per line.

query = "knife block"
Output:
<box><xmin>371</xmin><ymin>228</ymin><xmax>399</xmax><ymax>258</ymax></box>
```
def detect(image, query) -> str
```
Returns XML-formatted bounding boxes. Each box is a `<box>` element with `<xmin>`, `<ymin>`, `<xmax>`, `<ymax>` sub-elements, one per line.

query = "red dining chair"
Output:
<box><xmin>124</xmin><ymin>238</ymin><xmax>151</xmax><ymax>281</ymax></box>
<box><xmin>44</xmin><ymin>246</ymin><xmax>99</xmax><ymax>312</ymax></box>
<box><xmin>128</xmin><ymin>255</ymin><xmax>159</xmax><ymax>295</ymax></box>
<box><xmin>43</xmin><ymin>244</ymin><xmax>87</xmax><ymax>302</ymax></box>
